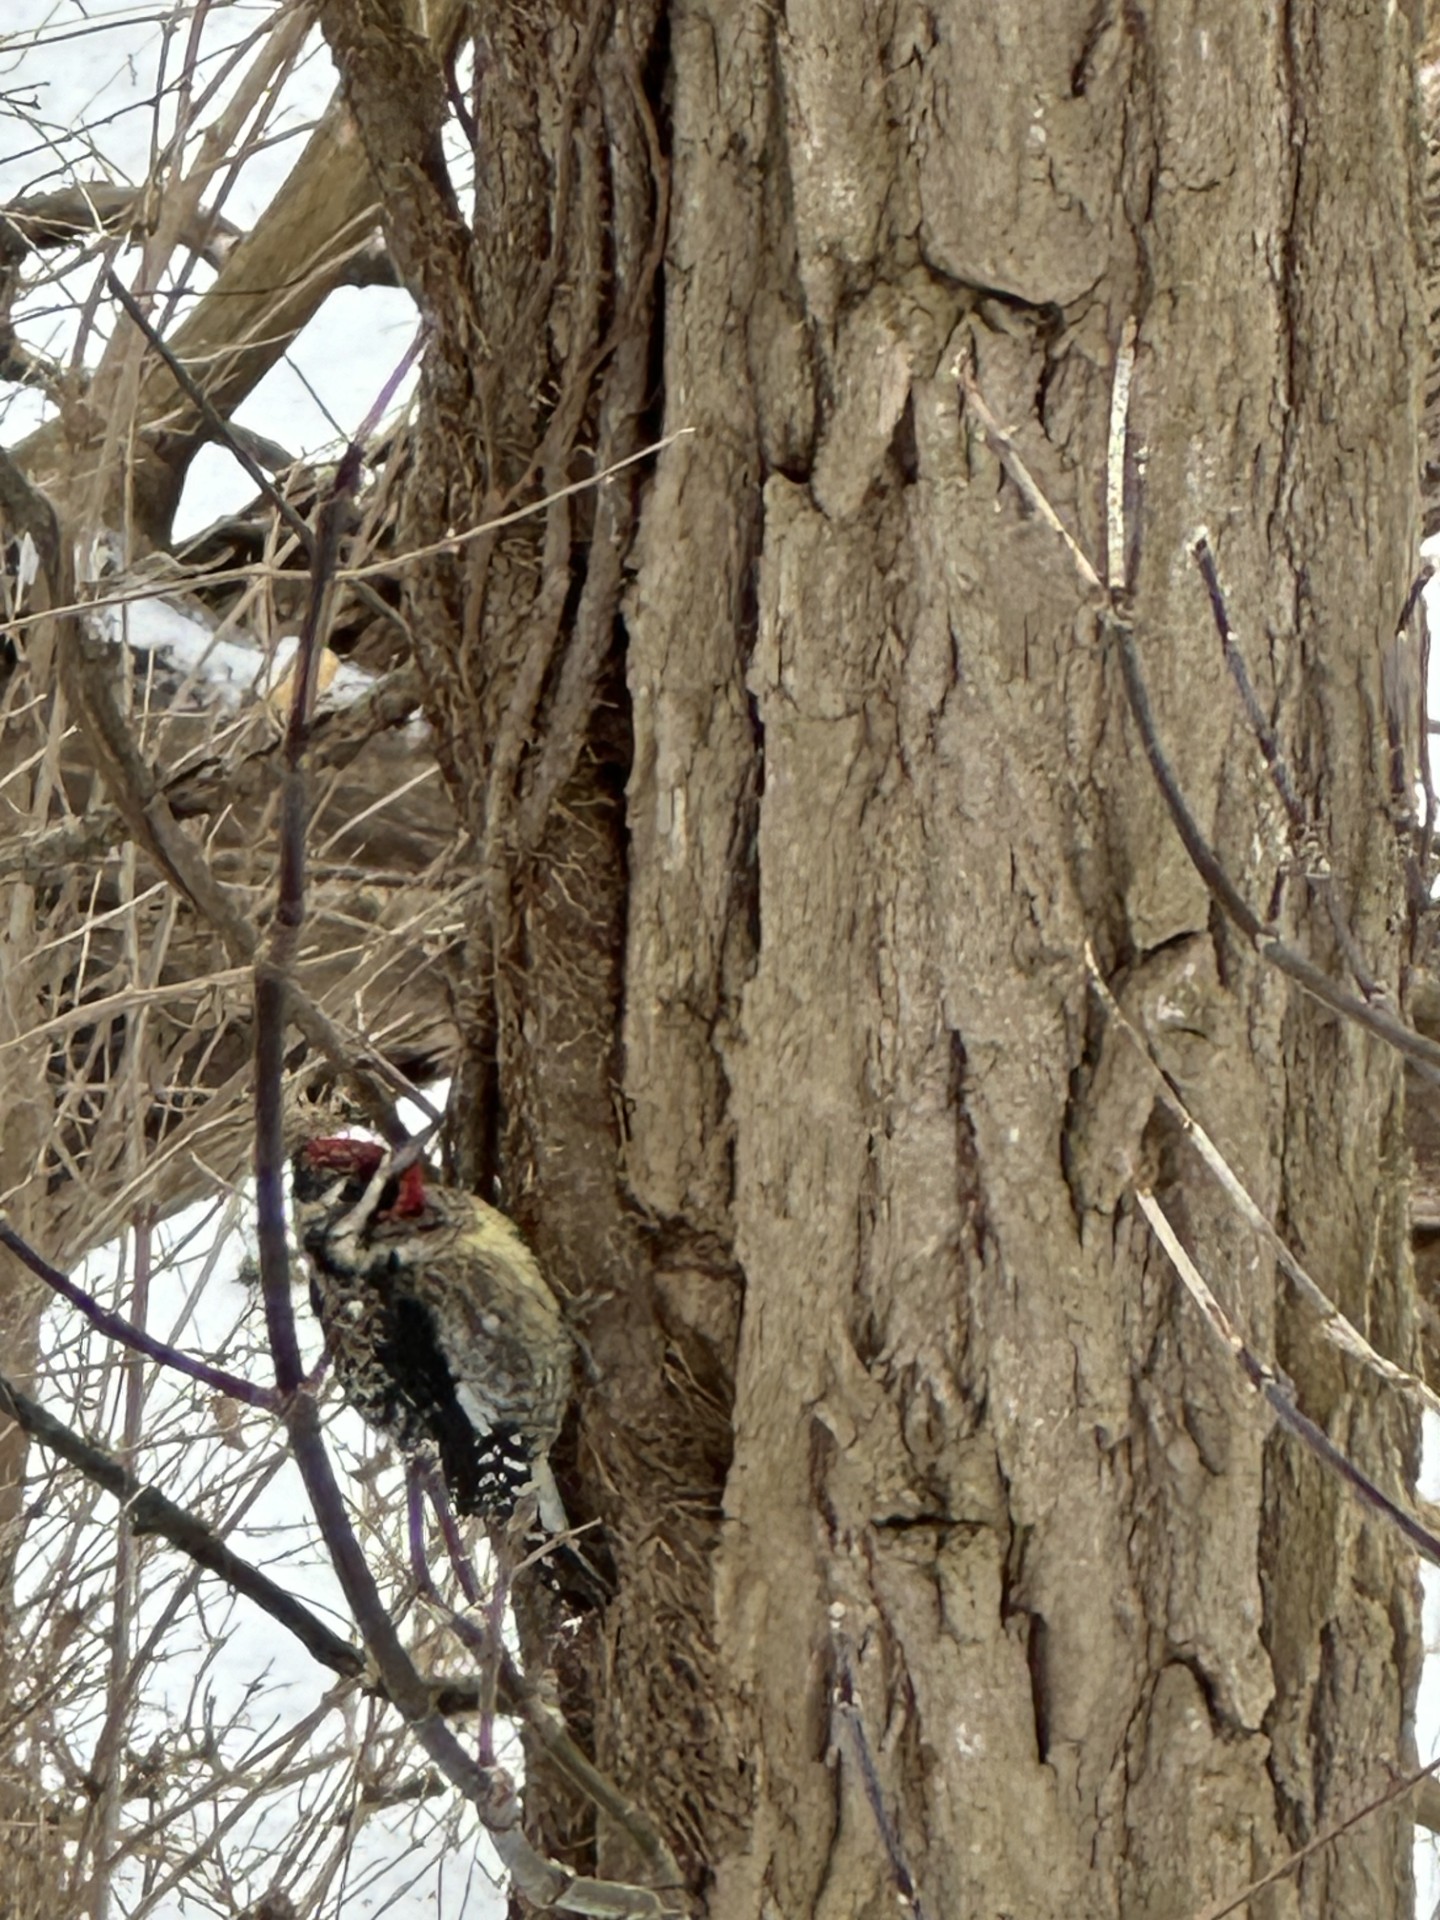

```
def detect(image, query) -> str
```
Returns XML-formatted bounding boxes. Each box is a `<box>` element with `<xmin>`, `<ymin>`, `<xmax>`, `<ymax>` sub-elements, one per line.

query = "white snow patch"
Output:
<box><xmin>96</xmin><ymin>591</ymin><xmax>377</xmax><ymax>713</ymax></box>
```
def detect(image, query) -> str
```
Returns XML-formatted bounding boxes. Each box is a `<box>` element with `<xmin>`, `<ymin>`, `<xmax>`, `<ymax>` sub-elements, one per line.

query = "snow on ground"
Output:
<box><xmin>97</xmin><ymin>589</ymin><xmax>379</xmax><ymax>714</ymax></box>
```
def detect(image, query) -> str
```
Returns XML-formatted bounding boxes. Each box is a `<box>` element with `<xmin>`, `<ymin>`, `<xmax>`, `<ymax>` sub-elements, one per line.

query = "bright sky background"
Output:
<box><xmin>0</xmin><ymin>0</ymin><xmax>422</xmax><ymax>535</ymax></box>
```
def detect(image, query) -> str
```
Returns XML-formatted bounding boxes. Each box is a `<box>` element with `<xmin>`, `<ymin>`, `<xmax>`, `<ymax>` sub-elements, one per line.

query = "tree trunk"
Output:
<box><xmin>317</xmin><ymin>0</ymin><xmax>1429</xmax><ymax>1914</ymax></box>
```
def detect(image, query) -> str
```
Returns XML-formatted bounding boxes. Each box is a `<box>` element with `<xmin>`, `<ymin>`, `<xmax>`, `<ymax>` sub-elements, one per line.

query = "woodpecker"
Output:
<box><xmin>291</xmin><ymin>1136</ymin><xmax>574</xmax><ymax>1541</ymax></box>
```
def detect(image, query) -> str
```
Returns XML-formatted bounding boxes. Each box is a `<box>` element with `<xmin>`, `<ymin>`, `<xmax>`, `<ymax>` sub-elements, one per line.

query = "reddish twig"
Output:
<box><xmin>1190</xmin><ymin>534</ymin><xmax>1383</xmax><ymax>1000</ymax></box>
<box><xmin>1136</xmin><ymin>1190</ymin><xmax>1440</xmax><ymax>1569</ymax></box>
<box><xmin>0</xmin><ymin>1214</ymin><xmax>272</xmax><ymax>1408</ymax></box>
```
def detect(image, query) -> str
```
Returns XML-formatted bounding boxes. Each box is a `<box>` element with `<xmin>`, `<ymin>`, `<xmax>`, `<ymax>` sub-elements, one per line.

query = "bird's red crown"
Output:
<box><xmin>298</xmin><ymin>1136</ymin><xmax>428</xmax><ymax>1217</ymax></box>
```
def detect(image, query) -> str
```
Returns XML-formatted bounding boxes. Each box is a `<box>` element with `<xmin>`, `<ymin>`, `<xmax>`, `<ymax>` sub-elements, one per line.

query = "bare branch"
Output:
<box><xmin>0</xmin><ymin>1214</ymin><xmax>271</xmax><ymax>1407</ymax></box>
<box><xmin>1085</xmin><ymin>945</ymin><xmax>1440</xmax><ymax>1426</ymax></box>
<box><xmin>1184</xmin><ymin>1749</ymin><xmax>1440</xmax><ymax>1920</ymax></box>
<box><xmin>1134</xmin><ymin>1189</ymin><xmax>1440</xmax><ymax>1568</ymax></box>
<box><xmin>2</xmin><ymin>182</ymin><xmax>240</xmax><ymax>272</ymax></box>
<box><xmin>0</xmin><ymin>1368</ymin><xmax>361</xmax><ymax>1679</ymax></box>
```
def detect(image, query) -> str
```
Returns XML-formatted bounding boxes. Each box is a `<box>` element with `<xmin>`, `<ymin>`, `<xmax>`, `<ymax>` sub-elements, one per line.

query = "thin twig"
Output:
<box><xmin>1134</xmin><ymin>1189</ymin><xmax>1440</xmax><ymax>1569</ymax></box>
<box><xmin>1191</xmin><ymin>534</ymin><xmax>1306</xmax><ymax>834</ymax></box>
<box><xmin>957</xmin><ymin>361</ymin><xmax>1105</xmax><ymax>596</ymax></box>
<box><xmin>81</xmin><ymin>1213</ymin><xmax>155</xmax><ymax>1919</ymax></box>
<box><xmin>1110</xmin><ymin>608</ymin><xmax>1440</xmax><ymax>1080</ymax></box>
<box><xmin>343</xmin><ymin>427</ymin><xmax>695</xmax><ymax>582</ymax></box>
<box><xmin>1184</xmin><ymin>1748</ymin><xmax>1440</xmax><ymax>1920</ymax></box>
<box><xmin>0</xmin><ymin>1368</ymin><xmax>362</xmax><ymax>1676</ymax></box>
<box><xmin>1084</xmin><ymin>945</ymin><xmax>1440</xmax><ymax>1424</ymax></box>
<box><xmin>831</xmin><ymin>1638</ymin><xmax>929</xmax><ymax>1920</ymax></box>
<box><xmin>105</xmin><ymin>269</ymin><xmax>315</xmax><ymax>550</ymax></box>
<box><xmin>1190</xmin><ymin>534</ymin><xmax>1382</xmax><ymax>1000</ymax></box>
<box><xmin>0</xmin><ymin>1213</ymin><xmax>271</xmax><ymax>1407</ymax></box>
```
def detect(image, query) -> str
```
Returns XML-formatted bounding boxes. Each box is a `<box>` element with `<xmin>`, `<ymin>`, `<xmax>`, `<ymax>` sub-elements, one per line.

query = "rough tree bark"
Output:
<box><xmin>0</xmin><ymin>0</ymin><xmax>1429</xmax><ymax>1913</ymax></box>
<box><xmin>311</xmin><ymin>0</ymin><xmax>1430</xmax><ymax>1915</ymax></box>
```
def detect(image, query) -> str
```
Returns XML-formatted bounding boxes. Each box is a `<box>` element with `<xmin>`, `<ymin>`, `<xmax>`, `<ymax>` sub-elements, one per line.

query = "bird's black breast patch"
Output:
<box><xmin>313</xmin><ymin>1272</ymin><xmax>528</xmax><ymax>1520</ymax></box>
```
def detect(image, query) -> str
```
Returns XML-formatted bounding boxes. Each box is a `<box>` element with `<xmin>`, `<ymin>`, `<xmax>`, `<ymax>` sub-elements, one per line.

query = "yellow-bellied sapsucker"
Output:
<box><xmin>291</xmin><ymin>1136</ymin><xmax>574</xmax><ymax>1540</ymax></box>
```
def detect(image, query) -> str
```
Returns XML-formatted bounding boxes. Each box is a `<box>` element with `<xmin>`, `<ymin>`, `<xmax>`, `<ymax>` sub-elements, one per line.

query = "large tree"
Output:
<box><xmin>0</xmin><ymin>2</ymin><xmax>1433</xmax><ymax>1915</ymax></box>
